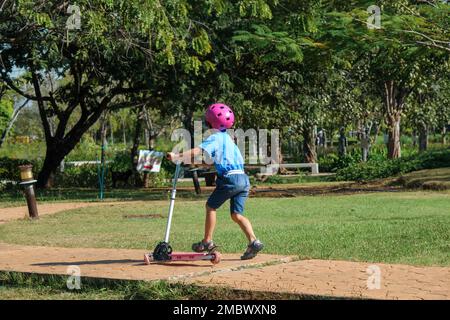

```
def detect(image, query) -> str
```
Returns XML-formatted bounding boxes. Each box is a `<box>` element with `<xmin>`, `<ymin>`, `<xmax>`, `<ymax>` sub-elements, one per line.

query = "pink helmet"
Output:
<box><xmin>205</xmin><ymin>103</ymin><xmax>235</xmax><ymax>131</ymax></box>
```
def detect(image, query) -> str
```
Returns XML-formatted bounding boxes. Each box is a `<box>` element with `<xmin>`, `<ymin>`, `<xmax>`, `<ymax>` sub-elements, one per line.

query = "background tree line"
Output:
<box><xmin>0</xmin><ymin>0</ymin><xmax>448</xmax><ymax>188</ymax></box>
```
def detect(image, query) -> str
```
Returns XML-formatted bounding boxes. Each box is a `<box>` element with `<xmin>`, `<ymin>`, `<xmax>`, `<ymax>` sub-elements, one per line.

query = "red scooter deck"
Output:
<box><xmin>144</xmin><ymin>251</ymin><xmax>221</xmax><ymax>265</ymax></box>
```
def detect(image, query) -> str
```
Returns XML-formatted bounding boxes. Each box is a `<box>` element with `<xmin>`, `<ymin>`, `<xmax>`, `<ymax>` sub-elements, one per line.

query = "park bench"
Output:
<box><xmin>259</xmin><ymin>163</ymin><xmax>320</xmax><ymax>175</ymax></box>
<box><xmin>65</xmin><ymin>161</ymin><xmax>112</xmax><ymax>167</ymax></box>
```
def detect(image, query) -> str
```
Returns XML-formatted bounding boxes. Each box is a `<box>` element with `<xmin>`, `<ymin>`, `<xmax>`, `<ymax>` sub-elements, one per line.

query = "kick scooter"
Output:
<box><xmin>144</xmin><ymin>160</ymin><xmax>221</xmax><ymax>265</ymax></box>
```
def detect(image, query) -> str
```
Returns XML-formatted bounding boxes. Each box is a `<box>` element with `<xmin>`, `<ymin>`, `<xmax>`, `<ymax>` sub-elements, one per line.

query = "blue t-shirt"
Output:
<box><xmin>199</xmin><ymin>131</ymin><xmax>244</xmax><ymax>177</ymax></box>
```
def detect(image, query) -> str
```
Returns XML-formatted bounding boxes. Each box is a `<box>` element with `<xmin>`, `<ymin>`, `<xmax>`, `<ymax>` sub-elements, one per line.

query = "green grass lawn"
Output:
<box><xmin>0</xmin><ymin>187</ymin><xmax>206</xmax><ymax>206</ymax></box>
<box><xmin>0</xmin><ymin>272</ymin><xmax>321</xmax><ymax>300</ymax></box>
<box><xmin>1</xmin><ymin>191</ymin><xmax>449</xmax><ymax>266</ymax></box>
<box><xmin>0</xmin><ymin>201</ymin><xmax>21</xmax><ymax>208</ymax></box>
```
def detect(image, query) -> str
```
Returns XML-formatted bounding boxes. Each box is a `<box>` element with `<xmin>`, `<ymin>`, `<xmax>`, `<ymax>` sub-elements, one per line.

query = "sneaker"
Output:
<box><xmin>241</xmin><ymin>240</ymin><xmax>264</xmax><ymax>260</ymax></box>
<box><xmin>192</xmin><ymin>240</ymin><xmax>216</xmax><ymax>253</ymax></box>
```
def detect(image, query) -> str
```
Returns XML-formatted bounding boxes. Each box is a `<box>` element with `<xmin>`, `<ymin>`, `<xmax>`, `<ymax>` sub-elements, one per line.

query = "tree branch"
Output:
<box><xmin>401</xmin><ymin>30</ymin><xmax>450</xmax><ymax>52</ymax></box>
<box><xmin>30</xmin><ymin>68</ymin><xmax>53</xmax><ymax>142</ymax></box>
<box><xmin>0</xmin><ymin>71</ymin><xmax>53</xmax><ymax>102</ymax></box>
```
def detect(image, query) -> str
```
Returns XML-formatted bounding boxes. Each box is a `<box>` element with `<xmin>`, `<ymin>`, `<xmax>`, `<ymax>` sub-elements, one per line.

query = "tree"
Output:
<box><xmin>1</xmin><ymin>0</ymin><xmax>273</xmax><ymax>187</ymax></box>
<box><xmin>223</xmin><ymin>1</ymin><xmax>325</xmax><ymax>163</ymax></box>
<box><xmin>406</xmin><ymin>75</ymin><xmax>450</xmax><ymax>151</ymax></box>
<box><xmin>324</xmin><ymin>0</ymin><xmax>450</xmax><ymax>158</ymax></box>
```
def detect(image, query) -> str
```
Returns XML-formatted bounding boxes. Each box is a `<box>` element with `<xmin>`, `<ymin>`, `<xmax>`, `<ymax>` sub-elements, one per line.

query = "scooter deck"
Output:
<box><xmin>144</xmin><ymin>252</ymin><xmax>220</xmax><ymax>265</ymax></box>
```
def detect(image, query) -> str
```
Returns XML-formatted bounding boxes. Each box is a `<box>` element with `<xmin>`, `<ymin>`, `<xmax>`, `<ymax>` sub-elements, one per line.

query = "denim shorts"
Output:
<box><xmin>207</xmin><ymin>173</ymin><xmax>250</xmax><ymax>215</ymax></box>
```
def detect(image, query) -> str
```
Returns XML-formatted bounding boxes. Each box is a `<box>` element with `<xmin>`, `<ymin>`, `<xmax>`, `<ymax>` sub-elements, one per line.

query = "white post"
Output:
<box><xmin>312</xmin><ymin>164</ymin><xmax>319</xmax><ymax>175</ymax></box>
<box><xmin>163</xmin><ymin>162</ymin><xmax>181</xmax><ymax>243</ymax></box>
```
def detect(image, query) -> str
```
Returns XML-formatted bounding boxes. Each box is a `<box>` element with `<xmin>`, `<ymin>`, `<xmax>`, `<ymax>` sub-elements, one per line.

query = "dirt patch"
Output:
<box><xmin>393</xmin><ymin>168</ymin><xmax>450</xmax><ymax>191</ymax></box>
<box><xmin>249</xmin><ymin>182</ymin><xmax>402</xmax><ymax>197</ymax></box>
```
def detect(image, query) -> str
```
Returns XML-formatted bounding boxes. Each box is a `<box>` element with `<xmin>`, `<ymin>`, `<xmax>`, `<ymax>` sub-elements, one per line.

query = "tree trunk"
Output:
<box><xmin>412</xmin><ymin>130</ymin><xmax>418</xmax><ymax>148</ymax></box>
<box><xmin>302</xmin><ymin>126</ymin><xmax>317</xmax><ymax>163</ymax></box>
<box><xmin>182</xmin><ymin>110</ymin><xmax>195</xmax><ymax>148</ymax></box>
<box><xmin>36</xmin><ymin>123</ymin><xmax>105</xmax><ymax>188</ymax></box>
<box><xmin>442</xmin><ymin>125</ymin><xmax>447</xmax><ymax>145</ymax></box>
<box><xmin>109</xmin><ymin>116</ymin><xmax>114</xmax><ymax>145</ymax></box>
<box><xmin>122</xmin><ymin>118</ymin><xmax>127</xmax><ymax>146</ymax></box>
<box><xmin>338</xmin><ymin>128</ymin><xmax>347</xmax><ymax>157</ymax></box>
<box><xmin>277</xmin><ymin>141</ymin><xmax>287</xmax><ymax>174</ymax></box>
<box><xmin>99</xmin><ymin>114</ymin><xmax>108</xmax><ymax>199</ymax></box>
<box><xmin>373</xmin><ymin>121</ymin><xmax>380</xmax><ymax>143</ymax></box>
<box><xmin>418</xmin><ymin>122</ymin><xmax>428</xmax><ymax>152</ymax></box>
<box><xmin>383</xmin><ymin>81</ymin><xmax>406</xmax><ymax>159</ymax></box>
<box><xmin>37</xmin><ymin>146</ymin><xmax>65</xmax><ymax>188</ymax></box>
<box><xmin>386</xmin><ymin>115</ymin><xmax>401</xmax><ymax>159</ymax></box>
<box><xmin>131</xmin><ymin>108</ymin><xmax>144</xmax><ymax>187</ymax></box>
<box><xmin>144</xmin><ymin>129</ymin><xmax>149</xmax><ymax>149</ymax></box>
<box><xmin>142</xmin><ymin>107</ymin><xmax>157</xmax><ymax>188</ymax></box>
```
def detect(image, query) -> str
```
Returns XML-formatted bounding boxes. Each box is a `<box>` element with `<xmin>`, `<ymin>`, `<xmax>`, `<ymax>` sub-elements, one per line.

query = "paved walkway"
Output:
<box><xmin>182</xmin><ymin>259</ymin><xmax>450</xmax><ymax>300</ymax></box>
<box><xmin>0</xmin><ymin>243</ymin><xmax>448</xmax><ymax>300</ymax></box>
<box><xmin>0</xmin><ymin>243</ymin><xmax>292</xmax><ymax>281</ymax></box>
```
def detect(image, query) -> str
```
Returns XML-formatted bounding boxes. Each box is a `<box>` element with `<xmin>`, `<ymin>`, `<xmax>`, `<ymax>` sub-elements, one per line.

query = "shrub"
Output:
<box><xmin>319</xmin><ymin>152</ymin><xmax>360</xmax><ymax>172</ymax></box>
<box><xmin>335</xmin><ymin>148</ymin><xmax>450</xmax><ymax>181</ymax></box>
<box><xmin>54</xmin><ymin>151</ymin><xmax>172</xmax><ymax>188</ymax></box>
<box><xmin>110</xmin><ymin>151</ymin><xmax>133</xmax><ymax>173</ymax></box>
<box><xmin>144</xmin><ymin>167</ymin><xmax>171</xmax><ymax>188</ymax></box>
<box><xmin>0</xmin><ymin>157</ymin><xmax>40</xmax><ymax>181</ymax></box>
<box><xmin>54</xmin><ymin>164</ymin><xmax>105</xmax><ymax>188</ymax></box>
<box><xmin>66</xmin><ymin>136</ymin><xmax>101</xmax><ymax>161</ymax></box>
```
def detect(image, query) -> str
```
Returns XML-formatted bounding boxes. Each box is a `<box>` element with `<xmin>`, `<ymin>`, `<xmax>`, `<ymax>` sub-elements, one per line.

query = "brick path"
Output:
<box><xmin>182</xmin><ymin>259</ymin><xmax>450</xmax><ymax>300</ymax></box>
<box><xmin>0</xmin><ymin>243</ymin><xmax>448</xmax><ymax>300</ymax></box>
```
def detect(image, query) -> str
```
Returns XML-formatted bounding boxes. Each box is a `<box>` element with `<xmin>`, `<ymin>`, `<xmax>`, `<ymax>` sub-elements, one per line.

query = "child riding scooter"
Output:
<box><xmin>167</xmin><ymin>103</ymin><xmax>264</xmax><ymax>260</ymax></box>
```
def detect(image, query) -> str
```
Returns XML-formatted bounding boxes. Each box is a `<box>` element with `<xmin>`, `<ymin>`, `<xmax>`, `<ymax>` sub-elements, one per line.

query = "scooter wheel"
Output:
<box><xmin>211</xmin><ymin>251</ymin><xmax>221</xmax><ymax>265</ymax></box>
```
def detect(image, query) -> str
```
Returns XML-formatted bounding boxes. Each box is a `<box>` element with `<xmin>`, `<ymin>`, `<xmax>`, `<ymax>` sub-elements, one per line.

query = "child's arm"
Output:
<box><xmin>167</xmin><ymin>148</ymin><xmax>202</xmax><ymax>164</ymax></box>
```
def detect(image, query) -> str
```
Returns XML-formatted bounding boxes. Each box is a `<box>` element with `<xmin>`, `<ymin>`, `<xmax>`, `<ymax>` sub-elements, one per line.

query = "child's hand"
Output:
<box><xmin>166</xmin><ymin>152</ymin><xmax>176</xmax><ymax>162</ymax></box>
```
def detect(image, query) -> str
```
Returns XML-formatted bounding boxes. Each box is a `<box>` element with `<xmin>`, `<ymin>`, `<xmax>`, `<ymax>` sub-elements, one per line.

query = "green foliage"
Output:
<box><xmin>335</xmin><ymin>148</ymin><xmax>450</xmax><ymax>181</ymax></box>
<box><xmin>319</xmin><ymin>153</ymin><xmax>360</xmax><ymax>173</ymax></box>
<box><xmin>0</xmin><ymin>157</ymin><xmax>40</xmax><ymax>191</ymax></box>
<box><xmin>0</xmin><ymin>98</ymin><xmax>13</xmax><ymax>133</ymax></box>
<box><xmin>145</xmin><ymin>167</ymin><xmax>172</xmax><ymax>188</ymax></box>
<box><xmin>66</xmin><ymin>137</ymin><xmax>102</xmax><ymax>161</ymax></box>
<box><xmin>1</xmin><ymin>0</ymin><xmax>278</xmax><ymax>187</ymax></box>
<box><xmin>0</xmin><ymin>141</ymin><xmax>46</xmax><ymax>160</ymax></box>
<box><xmin>110</xmin><ymin>151</ymin><xmax>132</xmax><ymax>173</ymax></box>
<box><xmin>54</xmin><ymin>165</ymin><xmax>101</xmax><ymax>188</ymax></box>
<box><xmin>1</xmin><ymin>0</ymin><xmax>449</xmax><ymax>187</ymax></box>
<box><xmin>0</xmin><ymin>157</ymin><xmax>36</xmax><ymax>181</ymax></box>
<box><xmin>233</xmin><ymin>24</ymin><xmax>306</xmax><ymax>64</ymax></box>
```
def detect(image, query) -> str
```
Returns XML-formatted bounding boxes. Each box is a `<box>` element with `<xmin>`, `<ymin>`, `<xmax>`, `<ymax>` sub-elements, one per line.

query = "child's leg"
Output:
<box><xmin>231</xmin><ymin>213</ymin><xmax>256</xmax><ymax>243</ymax></box>
<box><xmin>204</xmin><ymin>204</ymin><xmax>217</xmax><ymax>243</ymax></box>
<box><xmin>201</xmin><ymin>177</ymin><xmax>229</xmax><ymax>243</ymax></box>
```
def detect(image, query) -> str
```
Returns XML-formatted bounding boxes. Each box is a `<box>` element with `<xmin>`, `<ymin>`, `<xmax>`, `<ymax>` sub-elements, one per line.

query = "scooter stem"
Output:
<box><xmin>163</xmin><ymin>161</ymin><xmax>182</xmax><ymax>243</ymax></box>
